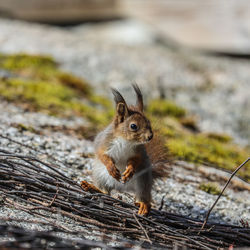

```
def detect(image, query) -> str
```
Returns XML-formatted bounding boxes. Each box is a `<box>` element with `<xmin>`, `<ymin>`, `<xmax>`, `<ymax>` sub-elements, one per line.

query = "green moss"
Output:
<box><xmin>0</xmin><ymin>78</ymin><xmax>75</xmax><ymax>111</ymax></box>
<box><xmin>0</xmin><ymin>53</ymin><xmax>57</xmax><ymax>71</ymax></box>
<box><xmin>167</xmin><ymin>133</ymin><xmax>250</xmax><ymax>180</ymax></box>
<box><xmin>0</xmin><ymin>53</ymin><xmax>57</xmax><ymax>80</ymax></box>
<box><xmin>147</xmin><ymin>99</ymin><xmax>186</xmax><ymax>118</ymax></box>
<box><xmin>199</xmin><ymin>182</ymin><xmax>221</xmax><ymax>195</ymax></box>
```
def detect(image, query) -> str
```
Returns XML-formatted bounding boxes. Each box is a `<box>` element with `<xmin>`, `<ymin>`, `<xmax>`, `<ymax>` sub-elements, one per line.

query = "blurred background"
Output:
<box><xmin>0</xmin><ymin>0</ymin><xmax>249</xmax><ymax>147</ymax></box>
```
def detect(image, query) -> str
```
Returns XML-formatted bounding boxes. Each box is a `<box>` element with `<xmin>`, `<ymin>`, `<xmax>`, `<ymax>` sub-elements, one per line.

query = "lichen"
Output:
<box><xmin>199</xmin><ymin>182</ymin><xmax>221</xmax><ymax>195</ymax></box>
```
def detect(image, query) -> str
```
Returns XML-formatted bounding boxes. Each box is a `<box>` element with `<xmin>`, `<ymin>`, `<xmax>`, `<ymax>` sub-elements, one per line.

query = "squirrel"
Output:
<box><xmin>81</xmin><ymin>84</ymin><xmax>168</xmax><ymax>216</ymax></box>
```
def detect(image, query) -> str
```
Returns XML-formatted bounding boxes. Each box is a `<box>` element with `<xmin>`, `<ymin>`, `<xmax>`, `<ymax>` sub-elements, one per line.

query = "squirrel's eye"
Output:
<box><xmin>130</xmin><ymin>123</ymin><xmax>138</xmax><ymax>131</ymax></box>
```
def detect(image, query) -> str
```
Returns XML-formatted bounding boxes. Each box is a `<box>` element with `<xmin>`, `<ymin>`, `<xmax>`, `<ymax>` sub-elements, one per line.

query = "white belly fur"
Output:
<box><xmin>107</xmin><ymin>137</ymin><xmax>137</xmax><ymax>172</ymax></box>
<box><xmin>92</xmin><ymin>137</ymin><xmax>138</xmax><ymax>192</ymax></box>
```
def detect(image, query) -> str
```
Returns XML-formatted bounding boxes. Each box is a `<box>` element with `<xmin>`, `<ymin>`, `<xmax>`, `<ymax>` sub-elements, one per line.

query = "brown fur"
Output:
<box><xmin>122</xmin><ymin>153</ymin><xmax>142</xmax><ymax>183</ymax></box>
<box><xmin>146</xmin><ymin>132</ymin><xmax>172</xmax><ymax>179</ymax></box>
<box><xmin>97</xmin><ymin>147</ymin><xmax>121</xmax><ymax>181</ymax></box>
<box><xmin>114</xmin><ymin>113</ymin><xmax>152</xmax><ymax>144</ymax></box>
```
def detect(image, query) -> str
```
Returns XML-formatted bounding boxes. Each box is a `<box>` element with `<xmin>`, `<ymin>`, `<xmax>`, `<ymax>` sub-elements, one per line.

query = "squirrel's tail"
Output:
<box><xmin>145</xmin><ymin>133</ymin><xmax>172</xmax><ymax>179</ymax></box>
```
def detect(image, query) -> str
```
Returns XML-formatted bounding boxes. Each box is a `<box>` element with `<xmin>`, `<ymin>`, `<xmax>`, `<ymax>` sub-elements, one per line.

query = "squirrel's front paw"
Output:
<box><xmin>107</xmin><ymin>164</ymin><xmax>121</xmax><ymax>181</ymax></box>
<box><xmin>121</xmin><ymin>165</ymin><xmax>135</xmax><ymax>183</ymax></box>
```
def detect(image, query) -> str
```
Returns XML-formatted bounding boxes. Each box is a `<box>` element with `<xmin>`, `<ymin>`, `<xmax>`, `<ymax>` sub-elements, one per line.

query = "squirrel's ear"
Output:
<box><xmin>117</xmin><ymin>102</ymin><xmax>127</xmax><ymax>116</ymax></box>
<box><xmin>115</xmin><ymin>102</ymin><xmax>129</xmax><ymax>124</ymax></box>
<box><xmin>111</xmin><ymin>88</ymin><xmax>129</xmax><ymax>124</ymax></box>
<box><xmin>132</xmin><ymin>83</ymin><xmax>143</xmax><ymax>112</ymax></box>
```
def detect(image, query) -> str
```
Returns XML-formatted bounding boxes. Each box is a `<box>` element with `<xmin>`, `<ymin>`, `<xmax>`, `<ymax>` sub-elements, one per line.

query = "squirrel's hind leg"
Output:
<box><xmin>134</xmin><ymin>167</ymin><xmax>152</xmax><ymax>216</ymax></box>
<box><xmin>135</xmin><ymin>201</ymin><xmax>151</xmax><ymax>216</ymax></box>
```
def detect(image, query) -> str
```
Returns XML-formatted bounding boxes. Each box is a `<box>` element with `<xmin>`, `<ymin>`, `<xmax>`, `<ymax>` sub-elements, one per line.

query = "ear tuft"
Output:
<box><xmin>132</xmin><ymin>83</ymin><xmax>143</xmax><ymax>112</ymax></box>
<box><xmin>111</xmin><ymin>87</ymin><xmax>130</xmax><ymax>125</ymax></box>
<box><xmin>111</xmin><ymin>88</ymin><xmax>126</xmax><ymax>105</ymax></box>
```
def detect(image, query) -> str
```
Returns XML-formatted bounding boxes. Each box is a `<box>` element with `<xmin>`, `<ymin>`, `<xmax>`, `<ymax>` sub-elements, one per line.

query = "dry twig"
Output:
<box><xmin>201</xmin><ymin>158</ymin><xmax>250</xmax><ymax>230</ymax></box>
<box><xmin>0</xmin><ymin>149</ymin><xmax>249</xmax><ymax>249</ymax></box>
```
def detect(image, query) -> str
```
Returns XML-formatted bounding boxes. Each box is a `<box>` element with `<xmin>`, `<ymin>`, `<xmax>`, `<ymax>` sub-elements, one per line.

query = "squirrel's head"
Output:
<box><xmin>111</xmin><ymin>84</ymin><xmax>153</xmax><ymax>144</ymax></box>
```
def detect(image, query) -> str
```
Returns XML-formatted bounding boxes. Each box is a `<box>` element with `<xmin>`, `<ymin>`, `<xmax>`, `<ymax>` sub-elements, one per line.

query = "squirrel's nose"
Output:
<box><xmin>147</xmin><ymin>133</ymin><xmax>153</xmax><ymax>141</ymax></box>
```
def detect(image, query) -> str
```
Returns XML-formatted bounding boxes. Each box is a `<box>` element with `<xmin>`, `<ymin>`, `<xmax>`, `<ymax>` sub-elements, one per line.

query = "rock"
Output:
<box><xmin>122</xmin><ymin>0</ymin><xmax>250</xmax><ymax>54</ymax></box>
<box><xmin>0</xmin><ymin>0</ymin><xmax>121</xmax><ymax>24</ymax></box>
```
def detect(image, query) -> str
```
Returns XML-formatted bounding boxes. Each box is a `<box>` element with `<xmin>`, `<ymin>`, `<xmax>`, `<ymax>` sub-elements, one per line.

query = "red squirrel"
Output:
<box><xmin>81</xmin><ymin>84</ymin><xmax>167</xmax><ymax>215</ymax></box>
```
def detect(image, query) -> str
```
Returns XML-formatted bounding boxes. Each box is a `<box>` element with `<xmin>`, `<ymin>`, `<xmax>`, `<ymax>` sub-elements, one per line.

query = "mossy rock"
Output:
<box><xmin>0</xmin><ymin>53</ymin><xmax>112</xmax><ymax>131</ymax></box>
<box><xmin>147</xmin><ymin>100</ymin><xmax>249</xmax><ymax>181</ymax></box>
<box><xmin>0</xmin><ymin>53</ymin><xmax>57</xmax><ymax>71</ymax></box>
<box><xmin>166</xmin><ymin>129</ymin><xmax>249</xmax><ymax>180</ymax></box>
<box><xmin>147</xmin><ymin>99</ymin><xmax>186</xmax><ymax>118</ymax></box>
<box><xmin>0</xmin><ymin>53</ymin><xmax>57</xmax><ymax>80</ymax></box>
<box><xmin>0</xmin><ymin>53</ymin><xmax>91</xmax><ymax>96</ymax></box>
<box><xmin>167</xmin><ymin>134</ymin><xmax>248</xmax><ymax>167</ymax></box>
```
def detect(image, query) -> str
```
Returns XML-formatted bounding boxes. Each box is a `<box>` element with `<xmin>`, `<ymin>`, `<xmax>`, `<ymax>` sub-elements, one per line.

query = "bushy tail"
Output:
<box><xmin>145</xmin><ymin>133</ymin><xmax>172</xmax><ymax>179</ymax></box>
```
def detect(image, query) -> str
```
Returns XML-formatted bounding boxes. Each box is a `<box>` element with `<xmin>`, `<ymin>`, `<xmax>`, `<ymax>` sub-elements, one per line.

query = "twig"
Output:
<box><xmin>201</xmin><ymin>158</ymin><xmax>250</xmax><ymax>230</ymax></box>
<box><xmin>0</xmin><ymin>149</ymin><xmax>249</xmax><ymax>249</ymax></box>
<box><xmin>48</xmin><ymin>184</ymin><xmax>59</xmax><ymax>207</ymax></box>
<box><xmin>133</xmin><ymin>213</ymin><xmax>152</xmax><ymax>244</ymax></box>
<box><xmin>158</xmin><ymin>195</ymin><xmax>165</xmax><ymax>211</ymax></box>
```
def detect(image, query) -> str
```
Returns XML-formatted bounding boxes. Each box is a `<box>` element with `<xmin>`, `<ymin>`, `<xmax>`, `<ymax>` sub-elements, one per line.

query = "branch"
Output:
<box><xmin>201</xmin><ymin>158</ymin><xmax>250</xmax><ymax>230</ymax></box>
